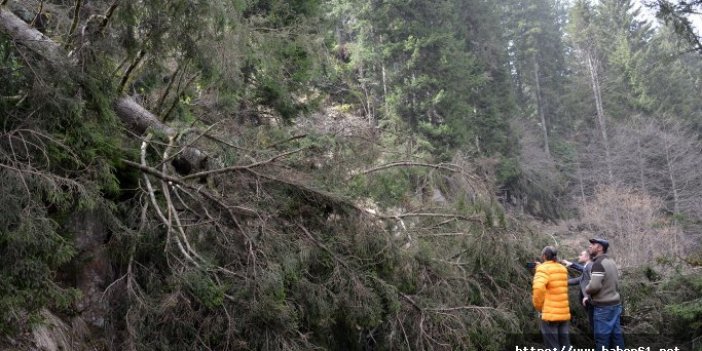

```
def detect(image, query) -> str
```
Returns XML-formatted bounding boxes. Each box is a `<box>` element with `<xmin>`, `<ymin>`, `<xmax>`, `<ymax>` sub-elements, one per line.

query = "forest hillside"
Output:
<box><xmin>2</xmin><ymin>0</ymin><xmax>702</xmax><ymax>350</ymax></box>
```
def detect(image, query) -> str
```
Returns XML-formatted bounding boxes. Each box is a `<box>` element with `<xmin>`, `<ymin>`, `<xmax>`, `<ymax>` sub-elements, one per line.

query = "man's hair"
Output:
<box><xmin>542</xmin><ymin>246</ymin><xmax>558</xmax><ymax>261</ymax></box>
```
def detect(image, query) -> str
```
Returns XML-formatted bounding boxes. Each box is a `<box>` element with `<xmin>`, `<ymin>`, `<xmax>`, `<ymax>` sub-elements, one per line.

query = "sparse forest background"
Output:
<box><xmin>1</xmin><ymin>0</ymin><xmax>702</xmax><ymax>350</ymax></box>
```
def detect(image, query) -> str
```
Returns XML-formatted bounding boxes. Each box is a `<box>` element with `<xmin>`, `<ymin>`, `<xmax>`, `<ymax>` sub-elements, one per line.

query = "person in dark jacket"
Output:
<box><xmin>562</xmin><ymin>249</ymin><xmax>594</xmax><ymax>332</ymax></box>
<box><xmin>586</xmin><ymin>238</ymin><xmax>625</xmax><ymax>350</ymax></box>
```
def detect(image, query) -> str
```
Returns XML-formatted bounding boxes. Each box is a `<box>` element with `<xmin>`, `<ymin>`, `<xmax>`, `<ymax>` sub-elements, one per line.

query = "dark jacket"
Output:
<box><xmin>585</xmin><ymin>254</ymin><xmax>621</xmax><ymax>306</ymax></box>
<box><xmin>568</xmin><ymin>262</ymin><xmax>592</xmax><ymax>303</ymax></box>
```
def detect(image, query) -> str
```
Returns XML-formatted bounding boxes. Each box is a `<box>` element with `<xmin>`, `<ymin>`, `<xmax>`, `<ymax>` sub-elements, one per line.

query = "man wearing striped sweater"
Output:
<box><xmin>585</xmin><ymin>238</ymin><xmax>625</xmax><ymax>351</ymax></box>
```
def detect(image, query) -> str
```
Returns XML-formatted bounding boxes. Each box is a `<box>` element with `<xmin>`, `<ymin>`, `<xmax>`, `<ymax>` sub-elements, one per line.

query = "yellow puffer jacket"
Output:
<box><xmin>532</xmin><ymin>261</ymin><xmax>570</xmax><ymax>322</ymax></box>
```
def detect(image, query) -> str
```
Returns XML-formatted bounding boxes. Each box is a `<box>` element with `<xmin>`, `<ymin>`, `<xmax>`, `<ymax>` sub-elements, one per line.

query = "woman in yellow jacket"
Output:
<box><xmin>533</xmin><ymin>246</ymin><xmax>571</xmax><ymax>348</ymax></box>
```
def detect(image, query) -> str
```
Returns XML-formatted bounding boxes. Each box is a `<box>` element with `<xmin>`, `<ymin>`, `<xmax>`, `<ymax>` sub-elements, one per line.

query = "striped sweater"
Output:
<box><xmin>585</xmin><ymin>254</ymin><xmax>621</xmax><ymax>306</ymax></box>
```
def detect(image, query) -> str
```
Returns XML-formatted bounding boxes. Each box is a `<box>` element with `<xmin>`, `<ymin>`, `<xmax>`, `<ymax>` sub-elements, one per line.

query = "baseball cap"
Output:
<box><xmin>589</xmin><ymin>238</ymin><xmax>609</xmax><ymax>251</ymax></box>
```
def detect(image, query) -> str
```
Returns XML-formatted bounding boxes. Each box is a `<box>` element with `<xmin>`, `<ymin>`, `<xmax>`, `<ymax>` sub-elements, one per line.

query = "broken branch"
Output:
<box><xmin>182</xmin><ymin>147</ymin><xmax>307</xmax><ymax>180</ymax></box>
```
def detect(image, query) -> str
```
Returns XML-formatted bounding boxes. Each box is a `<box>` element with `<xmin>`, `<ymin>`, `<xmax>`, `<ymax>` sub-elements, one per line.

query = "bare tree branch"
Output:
<box><xmin>161</xmin><ymin>73</ymin><xmax>199</xmax><ymax>122</ymax></box>
<box><xmin>119</xmin><ymin>50</ymin><xmax>145</xmax><ymax>94</ymax></box>
<box><xmin>378</xmin><ymin>212</ymin><xmax>483</xmax><ymax>223</ymax></box>
<box><xmin>122</xmin><ymin>158</ymin><xmax>259</xmax><ymax>218</ymax></box>
<box><xmin>67</xmin><ymin>0</ymin><xmax>83</xmax><ymax>40</ymax></box>
<box><xmin>265</xmin><ymin>134</ymin><xmax>307</xmax><ymax>149</ymax></box>
<box><xmin>347</xmin><ymin>161</ymin><xmax>460</xmax><ymax>180</ymax></box>
<box><xmin>181</xmin><ymin>147</ymin><xmax>307</xmax><ymax>180</ymax></box>
<box><xmin>30</xmin><ymin>0</ymin><xmax>43</xmax><ymax>28</ymax></box>
<box><xmin>97</xmin><ymin>0</ymin><xmax>119</xmax><ymax>34</ymax></box>
<box><xmin>155</xmin><ymin>63</ymin><xmax>183</xmax><ymax>113</ymax></box>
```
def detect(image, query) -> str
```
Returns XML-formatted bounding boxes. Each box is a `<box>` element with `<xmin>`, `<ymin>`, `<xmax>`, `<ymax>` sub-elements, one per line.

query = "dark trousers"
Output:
<box><xmin>540</xmin><ymin>320</ymin><xmax>570</xmax><ymax>348</ymax></box>
<box><xmin>580</xmin><ymin>292</ymin><xmax>594</xmax><ymax>333</ymax></box>
<box><xmin>587</xmin><ymin>304</ymin><xmax>594</xmax><ymax>333</ymax></box>
<box><xmin>593</xmin><ymin>304</ymin><xmax>625</xmax><ymax>351</ymax></box>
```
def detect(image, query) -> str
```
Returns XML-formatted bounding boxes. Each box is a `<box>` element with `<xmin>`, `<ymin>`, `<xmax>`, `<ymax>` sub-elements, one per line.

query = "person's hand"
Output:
<box><xmin>535</xmin><ymin>261</ymin><xmax>542</xmax><ymax>267</ymax></box>
<box><xmin>582</xmin><ymin>297</ymin><xmax>589</xmax><ymax>307</ymax></box>
<box><xmin>561</xmin><ymin>259</ymin><xmax>572</xmax><ymax>267</ymax></box>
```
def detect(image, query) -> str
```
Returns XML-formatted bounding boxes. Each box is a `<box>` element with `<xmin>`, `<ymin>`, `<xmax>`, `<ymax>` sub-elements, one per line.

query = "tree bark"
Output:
<box><xmin>114</xmin><ymin>96</ymin><xmax>176</xmax><ymax>137</ymax></box>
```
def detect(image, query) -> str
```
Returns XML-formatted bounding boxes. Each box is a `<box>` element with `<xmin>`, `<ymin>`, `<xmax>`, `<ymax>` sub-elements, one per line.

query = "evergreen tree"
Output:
<box><xmin>638</xmin><ymin>26</ymin><xmax>702</xmax><ymax>131</ymax></box>
<box><xmin>504</xmin><ymin>0</ymin><xmax>567</xmax><ymax>155</ymax></box>
<box><xmin>652</xmin><ymin>0</ymin><xmax>702</xmax><ymax>53</ymax></box>
<box><xmin>593</xmin><ymin>0</ymin><xmax>654</xmax><ymax>118</ymax></box>
<box><xmin>329</xmin><ymin>0</ymin><xmax>515</xmax><ymax>158</ymax></box>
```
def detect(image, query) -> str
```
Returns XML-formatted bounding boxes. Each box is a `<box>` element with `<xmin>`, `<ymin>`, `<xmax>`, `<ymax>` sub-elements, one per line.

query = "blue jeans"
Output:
<box><xmin>593</xmin><ymin>304</ymin><xmax>624</xmax><ymax>351</ymax></box>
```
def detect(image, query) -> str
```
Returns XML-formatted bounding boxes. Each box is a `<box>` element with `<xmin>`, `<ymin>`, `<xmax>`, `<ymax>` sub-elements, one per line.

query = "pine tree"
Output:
<box><xmin>330</xmin><ymin>0</ymin><xmax>515</xmax><ymax>158</ymax></box>
<box><xmin>504</xmin><ymin>0</ymin><xmax>567</xmax><ymax>156</ymax></box>
<box><xmin>652</xmin><ymin>0</ymin><xmax>702</xmax><ymax>53</ymax></box>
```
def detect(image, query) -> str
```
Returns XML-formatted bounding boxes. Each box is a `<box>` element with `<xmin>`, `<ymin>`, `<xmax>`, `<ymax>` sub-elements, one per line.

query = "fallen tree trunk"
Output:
<box><xmin>0</xmin><ymin>5</ymin><xmax>65</xmax><ymax>64</ymax></box>
<box><xmin>0</xmin><ymin>4</ymin><xmax>204</xmax><ymax>165</ymax></box>
<box><xmin>114</xmin><ymin>95</ymin><xmax>176</xmax><ymax>137</ymax></box>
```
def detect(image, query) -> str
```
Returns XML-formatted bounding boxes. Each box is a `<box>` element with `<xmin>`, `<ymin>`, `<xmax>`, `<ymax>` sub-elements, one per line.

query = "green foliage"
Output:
<box><xmin>667</xmin><ymin>298</ymin><xmax>702</xmax><ymax>329</ymax></box>
<box><xmin>618</xmin><ymin>267</ymin><xmax>702</xmax><ymax>345</ymax></box>
<box><xmin>4</xmin><ymin>0</ymin><xmax>702</xmax><ymax>349</ymax></box>
<box><xmin>108</xmin><ymin>125</ymin><xmax>543</xmax><ymax>349</ymax></box>
<box><xmin>349</xmin><ymin>171</ymin><xmax>412</xmax><ymax>208</ymax></box>
<box><xmin>504</xmin><ymin>0</ymin><xmax>568</xmax><ymax>133</ymax></box>
<box><xmin>0</xmin><ymin>22</ymin><xmax>123</xmax><ymax>338</ymax></box>
<box><xmin>182</xmin><ymin>270</ymin><xmax>226</xmax><ymax>310</ymax></box>
<box><xmin>0</xmin><ymin>202</ymin><xmax>80</xmax><ymax>334</ymax></box>
<box><xmin>663</xmin><ymin>273</ymin><xmax>702</xmax><ymax>336</ymax></box>
<box><xmin>0</xmin><ymin>39</ymin><xmax>30</xmax><ymax>100</ymax></box>
<box><xmin>327</xmin><ymin>0</ymin><xmax>515</xmax><ymax>157</ymax></box>
<box><xmin>651</xmin><ymin>0</ymin><xmax>702</xmax><ymax>54</ymax></box>
<box><xmin>497</xmin><ymin>157</ymin><xmax>521</xmax><ymax>185</ymax></box>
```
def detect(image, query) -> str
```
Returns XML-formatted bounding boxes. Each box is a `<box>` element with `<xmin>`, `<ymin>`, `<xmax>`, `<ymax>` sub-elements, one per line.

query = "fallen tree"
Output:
<box><xmin>1</xmin><ymin>3</ymin><xmax>541</xmax><ymax>350</ymax></box>
<box><xmin>0</xmin><ymin>4</ymin><xmax>206</xmax><ymax>170</ymax></box>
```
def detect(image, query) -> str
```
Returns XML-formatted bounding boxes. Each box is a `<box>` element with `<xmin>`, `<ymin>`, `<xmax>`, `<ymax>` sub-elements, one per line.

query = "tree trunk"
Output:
<box><xmin>586</xmin><ymin>51</ymin><xmax>614</xmax><ymax>183</ymax></box>
<box><xmin>663</xmin><ymin>133</ymin><xmax>680</xmax><ymax>214</ymax></box>
<box><xmin>358</xmin><ymin>62</ymin><xmax>373</xmax><ymax>126</ymax></box>
<box><xmin>533</xmin><ymin>59</ymin><xmax>550</xmax><ymax>156</ymax></box>
<box><xmin>636</xmin><ymin>133</ymin><xmax>646</xmax><ymax>191</ymax></box>
<box><xmin>67</xmin><ymin>0</ymin><xmax>83</xmax><ymax>39</ymax></box>
<box><xmin>0</xmin><ymin>6</ymin><xmax>66</xmax><ymax>64</ymax></box>
<box><xmin>379</xmin><ymin>34</ymin><xmax>389</xmax><ymax>119</ymax></box>
<box><xmin>576</xmin><ymin>155</ymin><xmax>587</xmax><ymax>206</ymax></box>
<box><xmin>381</xmin><ymin>60</ymin><xmax>389</xmax><ymax>117</ymax></box>
<box><xmin>114</xmin><ymin>96</ymin><xmax>176</xmax><ymax>137</ymax></box>
<box><xmin>1</xmin><ymin>5</ymin><xmax>206</xmax><ymax>170</ymax></box>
